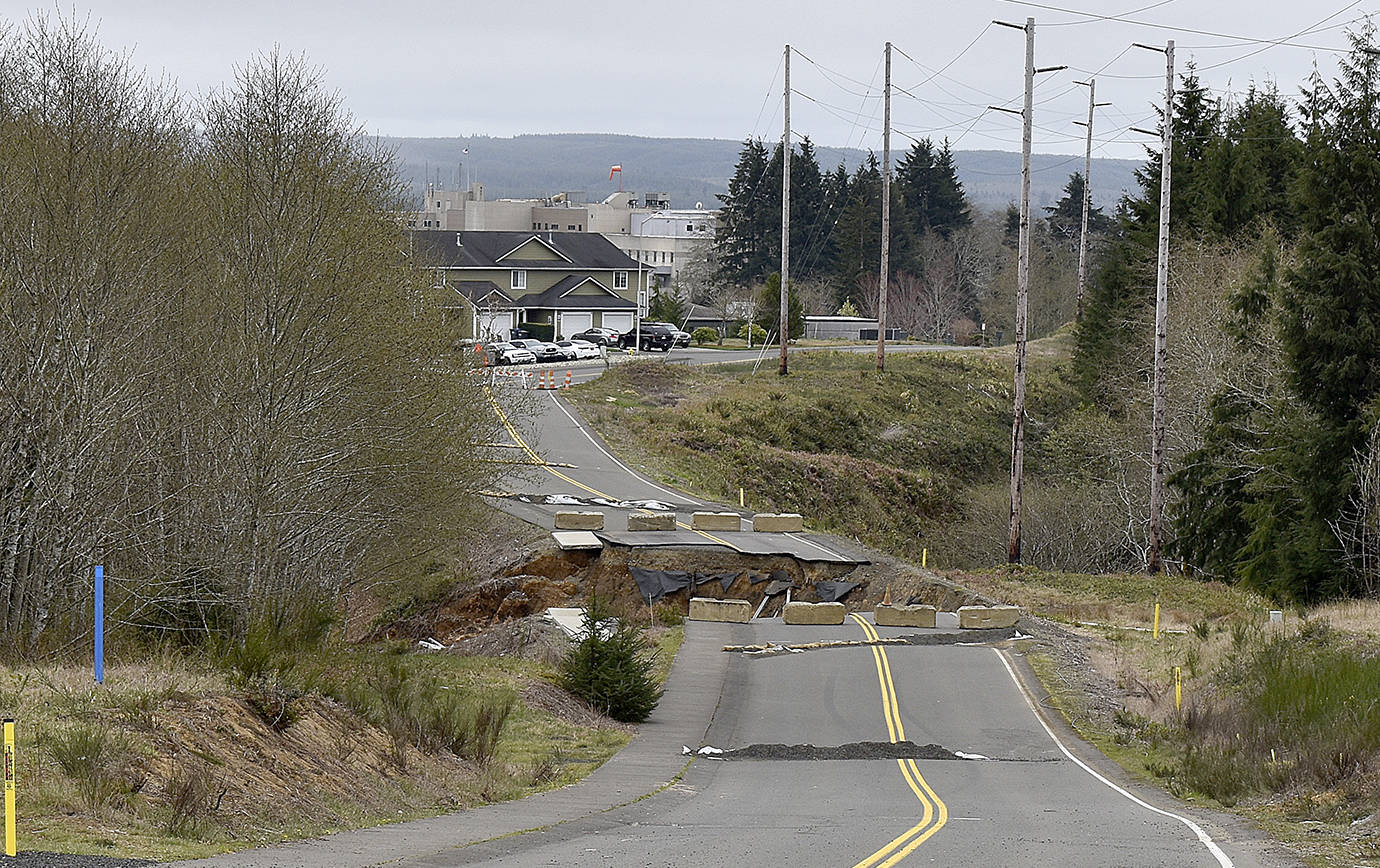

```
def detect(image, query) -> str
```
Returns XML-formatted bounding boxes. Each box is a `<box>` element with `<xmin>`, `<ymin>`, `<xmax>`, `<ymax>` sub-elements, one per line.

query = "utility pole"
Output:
<box><xmin>1136</xmin><ymin>40</ymin><xmax>1175</xmax><ymax>574</ymax></box>
<box><xmin>877</xmin><ymin>41</ymin><xmax>892</xmax><ymax>372</ymax></box>
<box><xmin>779</xmin><ymin>43</ymin><xmax>791</xmax><ymax>377</ymax></box>
<box><xmin>1072</xmin><ymin>79</ymin><xmax>1108</xmax><ymax>324</ymax></box>
<box><xmin>993</xmin><ymin>17</ymin><xmax>1063</xmax><ymax>564</ymax></box>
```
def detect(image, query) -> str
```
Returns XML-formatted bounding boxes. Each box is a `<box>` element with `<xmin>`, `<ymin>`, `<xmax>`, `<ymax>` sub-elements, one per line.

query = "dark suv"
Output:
<box><xmin>619</xmin><ymin>323</ymin><xmax>674</xmax><ymax>352</ymax></box>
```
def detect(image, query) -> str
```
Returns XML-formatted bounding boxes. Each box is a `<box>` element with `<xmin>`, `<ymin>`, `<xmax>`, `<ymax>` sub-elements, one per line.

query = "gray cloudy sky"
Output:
<box><xmin>2</xmin><ymin>0</ymin><xmax>1371</xmax><ymax>159</ymax></box>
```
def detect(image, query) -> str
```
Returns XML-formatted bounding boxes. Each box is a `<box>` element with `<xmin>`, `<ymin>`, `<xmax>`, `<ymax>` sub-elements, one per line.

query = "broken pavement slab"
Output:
<box><xmin>688</xmin><ymin>597</ymin><xmax>753</xmax><ymax>623</ymax></box>
<box><xmin>874</xmin><ymin>604</ymin><xmax>937</xmax><ymax>628</ymax></box>
<box><xmin>552</xmin><ymin>530</ymin><xmax>603</xmax><ymax>551</ymax></box>
<box><xmin>554</xmin><ymin>510</ymin><xmax>605</xmax><ymax>530</ymax></box>
<box><xmin>783</xmin><ymin>601</ymin><xmax>846</xmax><ymax>625</ymax></box>
<box><xmin>957</xmin><ymin>604</ymin><xmax>1021</xmax><ymax>629</ymax></box>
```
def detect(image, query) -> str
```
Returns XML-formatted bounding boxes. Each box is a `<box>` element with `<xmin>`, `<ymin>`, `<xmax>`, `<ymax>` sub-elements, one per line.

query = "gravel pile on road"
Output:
<box><xmin>1</xmin><ymin>854</ymin><xmax>154</xmax><ymax>868</ymax></box>
<box><xmin>718</xmin><ymin>741</ymin><xmax>958</xmax><ymax>761</ymax></box>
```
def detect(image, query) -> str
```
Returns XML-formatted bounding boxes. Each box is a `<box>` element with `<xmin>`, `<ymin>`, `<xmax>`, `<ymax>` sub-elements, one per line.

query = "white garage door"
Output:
<box><xmin>475</xmin><ymin>310</ymin><xmax>514</xmax><ymax>341</ymax></box>
<box><xmin>559</xmin><ymin>312</ymin><xmax>592</xmax><ymax>339</ymax></box>
<box><xmin>602</xmin><ymin>312</ymin><xmax>634</xmax><ymax>334</ymax></box>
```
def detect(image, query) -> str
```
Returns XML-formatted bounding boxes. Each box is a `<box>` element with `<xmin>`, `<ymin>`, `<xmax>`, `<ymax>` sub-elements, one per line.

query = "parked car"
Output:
<box><xmin>644</xmin><ymin>321</ymin><xmax>691</xmax><ymax>347</ymax></box>
<box><xmin>484</xmin><ymin>342</ymin><xmax>536</xmax><ymax>366</ymax></box>
<box><xmin>555</xmin><ymin>339</ymin><xmax>601</xmax><ymax>360</ymax></box>
<box><xmin>619</xmin><ymin>323</ymin><xmax>674</xmax><ymax>352</ymax></box>
<box><xmin>510</xmin><ymin>339</ymin><xmax>565</xmax><ymax>363</ymax></box>
<box><xmin>572</xmin><ymin>327</ymin><xmax>621</xmax><ymax>346</ymax></box>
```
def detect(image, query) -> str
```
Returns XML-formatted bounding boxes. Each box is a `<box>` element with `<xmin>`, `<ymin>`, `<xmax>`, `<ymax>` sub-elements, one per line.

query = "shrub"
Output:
<box><xmin>737</xmin><ymin>322</ymin><xmax>767</xmax><ymax>344</ymax></box>
<box><xmin>46</xmin><ymin>721</ymin><xmax>129</xmax><ymax>811</ymax></box>
<box><xmin>691</xmin><ymin>327</ymin><xmax>718</xmax><ymax>346</ymax></box>
<box><xmin>558</xmin><ymin>598</ymin><xmax>663</xmax><ymax>723</ymax></box>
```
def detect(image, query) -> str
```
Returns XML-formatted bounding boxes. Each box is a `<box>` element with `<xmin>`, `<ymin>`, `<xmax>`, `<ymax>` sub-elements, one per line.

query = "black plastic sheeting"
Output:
<box><xmin>633</xmin><ymin>567</ymin><xmax>743</xmax><ymax>602</ymax></box>
<box><xmin>814</xmin><ymin>580</ymin><xmax>858</xmax><ymax>603</ymax></box>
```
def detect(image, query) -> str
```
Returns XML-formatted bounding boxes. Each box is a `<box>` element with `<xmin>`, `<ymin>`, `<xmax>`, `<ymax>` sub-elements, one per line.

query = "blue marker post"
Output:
<box><xmin>94</xmin><ymin>564</ymin><xmax>104</xmax><ymax>684</ymax></box>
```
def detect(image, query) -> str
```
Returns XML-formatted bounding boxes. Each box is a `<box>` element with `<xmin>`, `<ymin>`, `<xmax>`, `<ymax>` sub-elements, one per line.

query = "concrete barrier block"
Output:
<box><xmin>691</xmin><ymin>511</ymin><xmax>742</xmax><ymax>532</ymax></box>
<box><xmin>688</xmin><ymin>597</ymin><xmax>752</xmax><ymax>623</ymax></box>
<box><xmin>554</xmin><ymin>511</ymin><xmax>604</xmax><ymax>531</ymax></box>
<box><xmin>628</xmin><ymin>512</ymin><xmax>677</xmax><ymax>531</ymax></box>
<box><xmin>783</xmin><ymin>601</ymin><xmax>846</xmax><ymax>625</ymax></box>
<box><xmin>957</xmin><ymin>605</ymin><xmax>1020</xmax><ymax>629</ymax></box>
<box><xmin>874</xmin><ymin>604</ymin><xmax>937</xmax><ymax>628</ymax></box>
<box><xmin>751</xmin><ymin>513</ymin><xmax>804</xmax><ymax>533</ymax></box>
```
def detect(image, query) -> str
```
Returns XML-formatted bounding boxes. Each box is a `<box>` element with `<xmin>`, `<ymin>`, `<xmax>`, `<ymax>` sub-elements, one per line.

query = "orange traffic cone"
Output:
<box><xmin>881</xmin><ymin>586</ymin><xmax>893</xmax><ymax>607</ymax></box>
<box><xmin>563</xmin><ymin>370</ymin><xmax>572</xmax><ymax>389</ymax></box>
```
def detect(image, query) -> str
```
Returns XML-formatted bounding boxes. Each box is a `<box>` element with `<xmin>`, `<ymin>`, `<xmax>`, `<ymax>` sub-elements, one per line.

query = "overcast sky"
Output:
<box><xmin>2</xmin><ymin>0</ymin><xmax>1372</xmax><ymax>160</ymax></box>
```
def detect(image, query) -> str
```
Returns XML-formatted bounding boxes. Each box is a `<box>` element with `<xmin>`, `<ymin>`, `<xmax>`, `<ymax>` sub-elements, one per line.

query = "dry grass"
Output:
<box><xmin>1309</xmin><ymin>598</ymin><xmax>1380</xmax><ymax>635</ymax></box>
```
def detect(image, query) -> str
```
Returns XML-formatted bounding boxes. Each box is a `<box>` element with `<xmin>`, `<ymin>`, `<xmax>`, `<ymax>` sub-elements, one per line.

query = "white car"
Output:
<box><xmin>488</xmin><ymin>342</ymin><xmax>536</xmax><ymax>365</ymax></box>
<box><xmin>555</xmin><ymin>339</ymin><xmax>601</xmax><ymax>360</ymax></box>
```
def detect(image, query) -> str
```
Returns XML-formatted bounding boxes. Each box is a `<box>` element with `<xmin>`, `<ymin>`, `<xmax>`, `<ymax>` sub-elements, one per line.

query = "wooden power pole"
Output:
<box><xmin>993</xmin><ymin>17</ymin><xmax>1063</xmax><ymax>564</ymax></box>
<box><xmin>779</xmin><ymin>43</ymin><xmax>791</xmax><ymax>377</ymax></box>
<box><xmin>1073</xmin><ymin>79</ymin><xmax>1095</xmax><ymax>324</ymax></box>
<box><xmin>1142</xmin><ymin>40</ymin><xmax>1175</xmax><ymax>573</ymax></box>
<box><xmin>877</xmin><ymin>42</ymin><xmax>891</xmax><ymax>372</ymax></box>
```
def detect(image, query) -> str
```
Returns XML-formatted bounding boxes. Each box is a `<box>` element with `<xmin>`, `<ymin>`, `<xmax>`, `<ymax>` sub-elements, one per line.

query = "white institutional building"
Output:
<box><xmin>406</xmin><ymin>183</ymin><xmax>715</xmax><ymax>288</ymax></box>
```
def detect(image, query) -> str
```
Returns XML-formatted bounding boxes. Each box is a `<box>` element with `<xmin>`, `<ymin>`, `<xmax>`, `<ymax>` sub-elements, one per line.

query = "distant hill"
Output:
<box><xmin>382</xmin><ymin>133</ymin><xmax>1143</xmax><ymax>215</ymax></box>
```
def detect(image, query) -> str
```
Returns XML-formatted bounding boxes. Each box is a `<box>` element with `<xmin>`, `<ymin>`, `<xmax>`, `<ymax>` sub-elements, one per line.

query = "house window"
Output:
<box><xmin>567</xmin><ymin>225</ymin><xmax>576</xmax><ymax>230</ymax></box>
<box><xmin>533</xmin><ymin>222</ymin><xmax>539</xmax><ymax>230</ymax></box>
<box><xmin>687</xmin><ymin>223</ymin><xmax>693</xmax><ymax>232</ymax></box>
<box><xmin>614</xmin><ymin>271</ymin><xmax>628</xmax><ymax>289</ymax></box>
<box><xmin>511</xmin><ymin>270</ymin><xmax>527</xmax><ymax>291</ymax></box>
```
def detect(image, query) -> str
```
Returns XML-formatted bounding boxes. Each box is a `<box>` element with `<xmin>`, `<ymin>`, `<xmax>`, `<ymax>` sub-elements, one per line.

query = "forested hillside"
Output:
<box><xmin>383</xmin><ymin>133</ymin><xmax>1139</xmax><ymax>211</ymax></box>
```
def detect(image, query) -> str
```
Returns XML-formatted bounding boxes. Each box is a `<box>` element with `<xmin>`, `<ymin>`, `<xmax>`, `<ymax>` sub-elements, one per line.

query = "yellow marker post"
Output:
<box><xmin>739</xmin><ymin>487</ymin><xmax>745</xmax><ymax>508</ymax></box>
<box><xmin>1174</xmin><ymin>667</ymin><xmax>1182</xmax><ymax>712</ymax></box>
<box><xmin>922</xmin><ymin>548</ymin><xmax>928</xmax><ymax>569</ymax></box>
<box><xmin>1153</xmin><ymin>602</ymin><xmax>1161</xmax><ymax>640</ymax></box>
<box><xmin>4</xmin><ymin>718</ymin><xmax>15</xmax><ymax>857</ymax></box>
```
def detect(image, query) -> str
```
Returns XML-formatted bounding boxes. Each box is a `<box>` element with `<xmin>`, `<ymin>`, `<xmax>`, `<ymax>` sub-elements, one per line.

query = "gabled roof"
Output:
<box><xmin>495</xmin><ymin>235</ymin><xmax>572</xmax><ymax>264</ymax></box>
<box><xmin>450</xmin><ymin>280</ymin><xmax>512</xmax><ymax>305</ymax></box>
<box><xmin>514</xmin><ymin>275</ymin><xmax>636</xmax><ymax>310</ymax></box>
<box><xmin>410</xmin><ymin>230</ymin><xmax>640</xmax><ymax>270</ymax></box>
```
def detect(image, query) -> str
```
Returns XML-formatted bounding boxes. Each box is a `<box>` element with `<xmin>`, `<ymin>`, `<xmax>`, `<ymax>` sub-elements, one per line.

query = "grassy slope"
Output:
<box><xmin>568</xmin><ymin>337</ymin><xmax>1079</xmax><ymax>564</ymax></box>
<box><xmin>0</xmin><ymin>645</ymin><xmax>631</xmax><ymax>861</ymax></box>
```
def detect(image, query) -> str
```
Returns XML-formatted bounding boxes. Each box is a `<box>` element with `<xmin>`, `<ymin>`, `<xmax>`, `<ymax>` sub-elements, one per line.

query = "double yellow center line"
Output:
<box><xmin>849</xmin><ymin>613</ymin><xmax>948</xmax><ymax>867</ymax></box>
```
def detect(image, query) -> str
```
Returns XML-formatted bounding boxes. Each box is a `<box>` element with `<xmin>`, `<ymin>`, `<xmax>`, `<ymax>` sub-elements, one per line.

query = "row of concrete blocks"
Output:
<box><xmin>553</xmin><ymin>510</ymin><xmax>804</xmax><ymax>533</ymax></box>
<box><xmin>687</xmin><ymin>597</ymin><xmax>1020</xmax><ymax>629</ymax></box>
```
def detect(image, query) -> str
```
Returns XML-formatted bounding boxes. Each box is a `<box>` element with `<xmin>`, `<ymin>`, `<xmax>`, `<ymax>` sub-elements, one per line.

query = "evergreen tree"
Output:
<box><xmin>1044</xmin><ymin>172</ymin><xmax>1113</xmax><ymax>246</ymax></box>
<box><xmin>713</xmin><ymin>138</ymin><xmax>771</xmax><ymax>285</ymax></box>
<box><xmin>896</xmin><ymin>138</ymin><xmax>971</xmax><ymax>238</ymax></box>
<box><xmin>1197</xmin><ymin>85</ymin><xmax>1302</xmax><ymax>238</ymax></box>
<box><xmin>829</xmin><ymin>154</ymin><xmax>883</xmax><ymax>297</ymax></box>
<box><xmin>755</xmin><ymin>272</ymin><xmax>805</xmax><ymax>340</ymax></box>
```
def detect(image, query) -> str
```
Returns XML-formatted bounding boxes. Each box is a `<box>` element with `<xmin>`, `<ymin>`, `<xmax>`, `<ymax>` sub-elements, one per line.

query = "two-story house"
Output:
<box><xmin>413</xmin><ymin>230</ymin><xmax>650</xmax><ymax>341</ymax></box>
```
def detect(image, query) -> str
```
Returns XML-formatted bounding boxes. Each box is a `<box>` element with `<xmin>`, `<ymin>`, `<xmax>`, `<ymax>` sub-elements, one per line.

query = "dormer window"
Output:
<box><xmin>511</xmin><ymin>269</ymin><xmax>527</xmax><ymax>291</ymax></box>
<box><xmin>614</xmin><ymin>271</ymin><xmax>628</xmax><ymax>289</ymax></box>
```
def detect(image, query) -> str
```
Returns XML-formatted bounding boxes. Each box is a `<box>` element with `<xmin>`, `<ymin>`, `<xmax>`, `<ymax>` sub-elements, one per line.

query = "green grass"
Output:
<box><xmin>569</xmin><ymin>340</ymin><xmax>1080</xmax><ymax>564</ymax></box>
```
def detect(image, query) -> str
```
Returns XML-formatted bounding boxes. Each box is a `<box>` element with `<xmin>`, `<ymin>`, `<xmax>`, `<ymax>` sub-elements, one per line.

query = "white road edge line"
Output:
<box><xmin>993</xmin><ymin>648</ymin><xmax>1234</xmax><ymax>868</ymax></box>
<box><xmin>546</xmin><ymin>392</ymin><xmax>703</xmax><ymax>507</ymax></box>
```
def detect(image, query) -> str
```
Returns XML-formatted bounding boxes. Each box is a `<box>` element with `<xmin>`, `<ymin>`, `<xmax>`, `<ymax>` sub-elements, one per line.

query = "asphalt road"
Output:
<box><xmin>166</xmin><ymin>341</ymin><xmax>1295</xmax><ymax>867</ymax></box>
<box><xmin>392</xmin><ymin>619</ymin><xmax>1287</xmax><ymax>868</ymax></box>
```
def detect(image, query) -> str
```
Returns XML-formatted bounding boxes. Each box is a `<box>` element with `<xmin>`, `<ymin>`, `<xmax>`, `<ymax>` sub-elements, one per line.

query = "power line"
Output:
<box><xmin>997</xmin><ymin>0</ymin><xmax>1352</xmax><ymax>51</ymax></box>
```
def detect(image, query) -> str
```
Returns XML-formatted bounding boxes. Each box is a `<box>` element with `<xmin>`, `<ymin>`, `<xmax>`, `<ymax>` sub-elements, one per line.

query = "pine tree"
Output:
<box><xmin>1044</xmin><ymin>172</ymin><xmax>1113</xmax><ymax>247</ymax></box>
<box><xmin>713</xmin><ymin>139</ymin><xmax>771</xmax><ymax>285</ymax></box>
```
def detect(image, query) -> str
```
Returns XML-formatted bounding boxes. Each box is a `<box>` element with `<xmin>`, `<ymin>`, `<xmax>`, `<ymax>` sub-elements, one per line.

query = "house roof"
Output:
<box><xmin>451</xmin><ymin>280</ymin><xmax>512</xmax><ymax>304</ymax></box>
<box><xmin>514</xmin><ymin>275</ymin><xmax>635</xmax><ymax>310</ymax></box>
<box><xmin>409</xmin><ymin>230</ymin><xmax>639</xmax><ymax>271</ymax></box>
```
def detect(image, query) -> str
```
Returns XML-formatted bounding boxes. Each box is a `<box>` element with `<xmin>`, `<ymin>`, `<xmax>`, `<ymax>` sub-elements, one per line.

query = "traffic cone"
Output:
<box><xmin>881</xmin><ymin>586</ymin><xmax>893</xmax><ymax>607</ymax></box>
<box><xmin>563</xmin><ymin>370</ymin><xmax>572</xmax><ymax>389</ymax></box>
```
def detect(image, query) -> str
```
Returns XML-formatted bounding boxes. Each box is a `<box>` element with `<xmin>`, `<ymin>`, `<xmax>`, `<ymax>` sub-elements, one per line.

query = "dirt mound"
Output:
<box><xmin>447</xmin><ymin>615</ymin><xmax>572</xmax><ymax>664</ymax></box>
